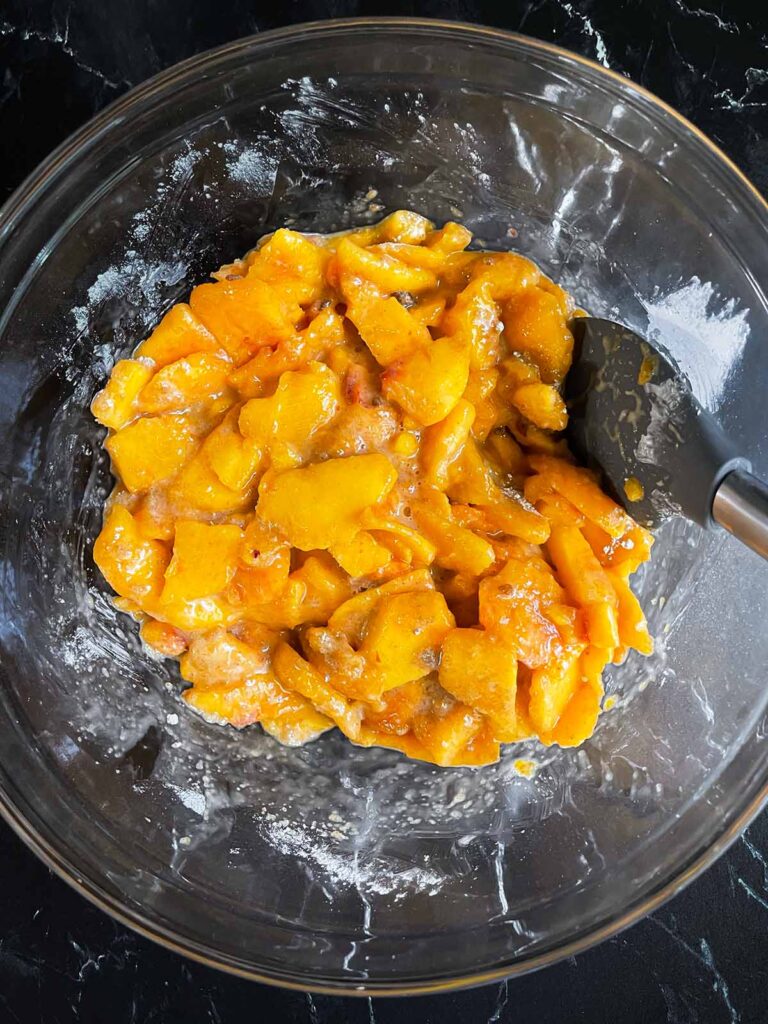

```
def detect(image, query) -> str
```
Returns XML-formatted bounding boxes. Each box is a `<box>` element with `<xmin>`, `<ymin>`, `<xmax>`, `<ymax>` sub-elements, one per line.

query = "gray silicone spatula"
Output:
<box><xmin>565</xmin><ymin>317</ymin><xmax>768</xmax><ymax>560</ymax></box>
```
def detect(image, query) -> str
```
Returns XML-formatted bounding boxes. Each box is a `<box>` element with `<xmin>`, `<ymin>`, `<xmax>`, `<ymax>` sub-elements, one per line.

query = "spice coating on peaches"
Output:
<box><xmin>92</xmin><ymin>211</ymin><xmax>652</xmax><ymax>767</ymax></box>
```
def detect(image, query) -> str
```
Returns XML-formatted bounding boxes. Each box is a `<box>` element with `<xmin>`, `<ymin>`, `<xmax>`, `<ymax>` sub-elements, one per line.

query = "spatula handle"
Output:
<box><xmin>712</xmin><ymin>469</ymin><xmax>768</xmax><ymax>561</ymax></box>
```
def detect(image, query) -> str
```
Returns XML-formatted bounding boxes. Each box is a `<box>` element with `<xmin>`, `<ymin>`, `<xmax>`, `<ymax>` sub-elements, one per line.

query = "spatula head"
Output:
<box><xmin>565</xmin><ymin>317</ymin><xmax>744</xmax><ymax>529</ymax></box>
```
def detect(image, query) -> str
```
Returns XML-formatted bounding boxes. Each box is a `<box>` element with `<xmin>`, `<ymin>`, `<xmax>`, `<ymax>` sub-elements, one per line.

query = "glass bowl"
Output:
<box><xmin>0</xmin><ymin>18</ymin><xmax>767</xmax><ymax>995</ymax></box>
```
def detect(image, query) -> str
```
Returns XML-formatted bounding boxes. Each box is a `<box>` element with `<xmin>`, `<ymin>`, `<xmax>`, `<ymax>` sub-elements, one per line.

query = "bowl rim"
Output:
<box><xmin>1</xmin><ymin>15</ymin><xmax>767</xmax><ymax>996</ymax></box>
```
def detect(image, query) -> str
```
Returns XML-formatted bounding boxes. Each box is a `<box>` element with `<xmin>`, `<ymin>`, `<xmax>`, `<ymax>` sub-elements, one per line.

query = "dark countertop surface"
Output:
<box><xmin>1</xmin><ymin>1</ymin><xmax>767</xmax><ymax>1021</ymax></box>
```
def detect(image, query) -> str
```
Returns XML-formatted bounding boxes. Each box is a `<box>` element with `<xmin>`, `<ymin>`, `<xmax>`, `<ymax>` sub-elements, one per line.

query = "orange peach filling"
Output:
<box><xmin>92</xmin><ymin>211</ymin><xmax>652</xmax><ymax>767</ymax></box>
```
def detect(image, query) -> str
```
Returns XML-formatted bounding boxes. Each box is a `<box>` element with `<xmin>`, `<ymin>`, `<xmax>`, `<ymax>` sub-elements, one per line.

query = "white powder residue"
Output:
<box><xmin>131</xmin><ymin>210</ymin><xmax>151</xmax><ymax>242</ymax></box>
<box><xmin>58</xmin><ymin>623</ymin><xmax>104</xmax><ymax>669</ymax></box>
<box><xmin>263</xmin><ymin>816</ymin><xmax>444</xmax><ymax>898</ymax></box>
<box><xmin>170</xmin><ymin>785</ymin><xmax>206</xmax><ymax>816</ymax></box>
<box><xmin>281</xmin><ymin>75</ymin><xmax>366</xmax><ymax>129</ymax></box>
<box><xmin>452</xmin><ymin>120</ymin><xmax>490</xmax><ymax>189</ymax></box>
<box><xmin>413</xmin><ymin>112</ymin><xmax>490</xmax><ymax>189</ymax></box>
<box><xmin>644</xmin><ymin>277</ymin><xmax>750</xmax><ymax>408</ymax></box>
<box><xmin>159</xmin><ymin>148</ymin><xmax>200</xmax><ymax>195</ymax></box>
<box><xmin>222</xmin><ymin>141</ymin><xmax>279</xmax><ymax>194</ymax></box>
<box><xmin>71</xmin><ymin>252</ymin><xmax>190</xmax><ymax>347</ymax></box>
<box><xmin>278</xmin><ymin>76</ymin><xmax>491</xmax><ymax>193</ymax></box>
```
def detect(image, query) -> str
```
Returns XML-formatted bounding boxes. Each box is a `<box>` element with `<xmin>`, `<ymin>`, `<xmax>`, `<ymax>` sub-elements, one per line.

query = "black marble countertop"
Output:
<box><xmin>1</xmin><ymin>2</ymin><xmax>767</xmax><ymax>1021</ymax></box>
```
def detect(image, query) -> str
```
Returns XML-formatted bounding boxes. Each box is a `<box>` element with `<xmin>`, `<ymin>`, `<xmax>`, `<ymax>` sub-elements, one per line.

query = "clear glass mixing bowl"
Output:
<box><xmin>0</xmin><ymin>18</ymin><xmax>767</xmax><ymax>995</ymax></box>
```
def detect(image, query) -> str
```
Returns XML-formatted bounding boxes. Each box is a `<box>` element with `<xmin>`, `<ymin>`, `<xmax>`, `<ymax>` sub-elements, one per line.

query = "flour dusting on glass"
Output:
<box><xmin>2</xmin><ymin>70</ymin><xmax>760</xmax><ymax>982</ymax></box>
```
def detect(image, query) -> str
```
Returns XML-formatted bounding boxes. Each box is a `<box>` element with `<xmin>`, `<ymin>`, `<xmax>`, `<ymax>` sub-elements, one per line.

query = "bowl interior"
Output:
<box><xmin>0</xmin><ymin>22</ymin><xmax>767</xmax><ymax>991</ymax></box>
